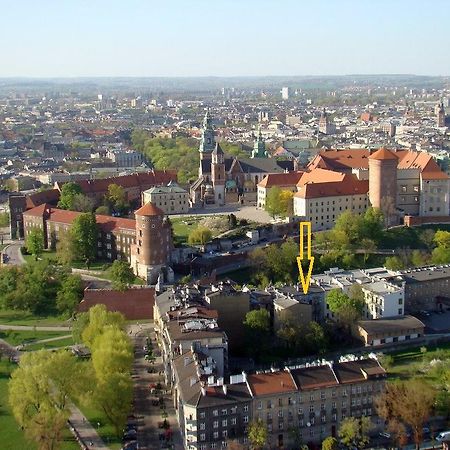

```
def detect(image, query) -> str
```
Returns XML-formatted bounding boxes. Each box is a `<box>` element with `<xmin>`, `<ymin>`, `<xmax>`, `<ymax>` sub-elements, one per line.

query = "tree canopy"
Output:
<box><xmin>265</xmin><ymin>187</ymin><xmax>294</xmax><ymax>218</ymax></box>
<box><xmin>71</xmin><ymin>212</ymin><xmax>98</xmax><ymax>266</ymax></box>
<box><xmin>25</xmin><ymin>228</ymin><xmax>44</xmax><ymax>260</ymax></box>
<box><xmin>110</xmin><ymin>260</ymin><xmax>135</xmax><ymax>291</ymax></box>
<box><xmin>57</xmin><ymin>182</ymin><xmax>82</xmax><ymax>210</ymax></box>
<box><xmin>188</xmin><ymin>226</ymin><xmax>212</xmax><ymax>245</ymax></box>
<box><xmin>9</xmin><ymin>350</ymin><xmax>82</xmax><ymax>450</ymax></box>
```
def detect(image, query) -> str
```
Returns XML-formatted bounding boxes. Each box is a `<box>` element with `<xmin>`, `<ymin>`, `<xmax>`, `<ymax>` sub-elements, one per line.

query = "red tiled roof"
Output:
<box><xmin>295</xmin><ymin>171</ymin><xmax>368</xmax><ymax>199</ymax></box>
<box><xmin>308</xmin><ymin>150</ymin><xmax>370</xmax><ymax>171</ymax></box>
<box><xmin>74</xmin><ymin>170</ymin><xmax>177</xmax><ymax>195</ymax></box>
<box><xmin>79</xmin><ymin>287</ymin><xmax>155</xmax><ymax>320</ymax></box>
<box><xmin>135</xmin><ymin>202</ymin><xmax>164</xmax><ymax>217</ymax></box>
<box><xmin>26</xmin><ymin>189</ymin><xmax>60</xmax><ymax>209</ymax></box>
<box><xmin>368</xmin><ymin>147</ymin><xmax>398</xmax><ymax>161</ymax></box>
<box><xmin>23</xmin><ymin>205</ymin><xmax>136</xmax><ymax>231</ymax></box>
<box><xmin>246</xmin><ymin>371</ymin><xmax>297</xmax><ymax>396</ymax></box>
<box><xmin>258</xmin><ymin>171</ymin><xmax>304</xmax><ymax>188</ymax></box>
<box><xmin>23</xmin><ymin>203</ymin><xmax>49</xmax><ymax>217</ymax></box>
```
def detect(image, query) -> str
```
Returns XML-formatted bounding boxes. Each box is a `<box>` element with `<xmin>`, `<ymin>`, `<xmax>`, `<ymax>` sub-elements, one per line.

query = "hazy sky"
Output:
<box><xmin>1</xmin><ymin>0</ymin><xmax>449</xmax><ymax>77</ymax></box>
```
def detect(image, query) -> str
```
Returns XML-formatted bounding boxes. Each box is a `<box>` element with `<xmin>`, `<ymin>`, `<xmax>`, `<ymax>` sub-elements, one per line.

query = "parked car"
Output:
<box><xmin>437</xmin><ymin>431</ymin><xmax>450</xmax><ymax>441</ymax></box>
<box><xmin>379</xmin><ymin>431</ymin><xmax>391</xmax><ymax>438</ymax></box>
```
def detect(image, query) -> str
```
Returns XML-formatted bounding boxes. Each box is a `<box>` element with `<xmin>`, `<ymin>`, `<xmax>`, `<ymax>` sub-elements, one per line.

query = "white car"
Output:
<box><xmin>437</xmin><ymin>431</ymin><xmax>450</xmax><ymax>442</ymax></box>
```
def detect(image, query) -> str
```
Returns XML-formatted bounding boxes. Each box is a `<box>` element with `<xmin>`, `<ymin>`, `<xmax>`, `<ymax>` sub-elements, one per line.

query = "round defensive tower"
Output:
<box><xmin>133</xmin><ymin>202</ymin><xmax>172</xmax><ymax>283</ymax></box>
<box><xmin>368</xmin><ymin>147</ymin><xmax>398</xmax><ymax>210</ymax></box>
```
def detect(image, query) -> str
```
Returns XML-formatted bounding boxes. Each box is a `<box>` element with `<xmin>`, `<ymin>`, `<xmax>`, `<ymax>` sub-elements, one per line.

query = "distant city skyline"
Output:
<box><xmin>1</xmin><ymin>0</ymin><xmax>449</xmax><ymax>78</ymax></box>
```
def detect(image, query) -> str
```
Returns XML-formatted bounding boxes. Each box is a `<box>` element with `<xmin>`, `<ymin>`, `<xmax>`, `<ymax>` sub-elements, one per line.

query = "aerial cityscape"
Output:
<box><xmin>1</xmin><ymin>1</ymin><xmax>450</xmax><ymax>450</ymax></box>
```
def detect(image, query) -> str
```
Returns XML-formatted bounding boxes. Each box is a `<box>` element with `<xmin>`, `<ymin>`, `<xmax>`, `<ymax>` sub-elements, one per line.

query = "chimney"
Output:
<box><xmin>222</xmin><ymin>385</ymin><xmax>228</xmax><ymax>396</ymax></box>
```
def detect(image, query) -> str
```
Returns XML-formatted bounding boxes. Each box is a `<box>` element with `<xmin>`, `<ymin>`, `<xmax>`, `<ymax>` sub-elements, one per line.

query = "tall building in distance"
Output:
<box><xmin>436</xmin><ymin>101</ymin><xmax>446</xmax><ymax>127</ymax></box>
<box><xmin>281</xmin><ymin>86</ymin><xmax>290</xmax><ymax>100</ymax></box>
<box><xmin>198</xmin><ymin>110</ymin><xmax>215</xmax><ymax>163</ymax></box>
<box><xmin>319</xmin><ymin>108</ymin><xmax>336</xmax><ymax>135</ymax></box>
<box><xmin>251</xmin><ymin>126</ymin><xmax>268</xmax><ymax>158</ymax></box>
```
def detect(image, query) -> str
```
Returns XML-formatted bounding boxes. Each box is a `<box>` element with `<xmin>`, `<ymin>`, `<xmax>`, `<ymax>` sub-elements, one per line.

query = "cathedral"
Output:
<box><xmin>189</xmin><ymin>112</ymin><xmax>294</xmax><ymax>207</ymax></box>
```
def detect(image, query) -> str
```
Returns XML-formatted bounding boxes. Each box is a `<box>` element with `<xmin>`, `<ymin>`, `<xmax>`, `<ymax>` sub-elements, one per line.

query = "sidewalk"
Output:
<box><xmin>68</xmin><ymin>404</ymin><xmax>109</xmax><ymax>450</ymax></box>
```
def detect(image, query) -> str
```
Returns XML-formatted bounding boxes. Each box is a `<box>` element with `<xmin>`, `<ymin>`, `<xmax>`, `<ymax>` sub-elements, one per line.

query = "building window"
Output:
<box><xmin>244</xmin><ymin>416</ymin><xmax>249</xmax><ymax>423</ymax></box>
<box><xmin>213</xmin><ymin>421</ymin><xmax>219</xmax><ymax>428</ymax></box>
<box><xmin>213</xmin><ymin>432</ymin><xmax>219</xmax><ymax>439</ymax></box>
<box><xmin>244</xmin><ymin>405</ymin><xmax>249</xmax><ymax>412</ymax></box>
<box><xmin>222</xmin><ymin>420</ymin><xmax>227</xmax><ymax>427</ymax></box>
<box><xmin>213</xmin><ymin>410</ymin><xmax>218</xmax><ymax>416</ymax></box>
<box><xmin>221</xmin><ymin>409</ymin><xmax>227</xmax><ymax>416</ymax></box>
<box><xmin>200</xmin><ymin>423</ymin><xmax>205</xmax><ymax>430</ymax></box>
<box><xmin>231</xmin><ymin>418</ymin><xmax>237</xmax><ymax>425</ymax></box>
<box><xmin>200</xmin><ymin>434</ymin><xmax>205</xmax><ymax>441</ymax></box>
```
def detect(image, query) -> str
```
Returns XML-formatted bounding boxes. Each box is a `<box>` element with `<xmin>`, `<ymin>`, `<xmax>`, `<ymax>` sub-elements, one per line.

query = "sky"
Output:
<box><xmin>0</xmin><ymin>0</ymin><xmax>449</xmax><ymax>78</ymax></box>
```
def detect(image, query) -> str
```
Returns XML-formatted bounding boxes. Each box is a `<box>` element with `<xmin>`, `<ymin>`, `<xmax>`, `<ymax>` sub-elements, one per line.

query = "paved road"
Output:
<box><xmin>68</xmin><ymin>404</ymin><xmax>109</xmax><ymax>450</ymax></box>
<box><xmin>2</xmin><ymin>241</ymin><xmax>25</xmax><ymax>266</ymax></box>
<box><xmin>0</xmin><ymin>324</ymin><xmax>71</xmax><ymax>331</ymax></box>
<box><xmin>129</xmin><ymin>323</ymin><xmax>183</xmax><ymax>450</ymax></box>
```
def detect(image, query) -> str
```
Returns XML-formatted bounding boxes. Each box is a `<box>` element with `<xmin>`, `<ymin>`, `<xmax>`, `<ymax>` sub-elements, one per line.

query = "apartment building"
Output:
<box><xmin>361</xmin><ymin>281</ymin><xmax>405</xmax><ymax>319</ymax></box>
<box><xmin>293</xmin><ymin>169</ymin><xmax>369</xmax><ymax>231</ymax></box>
<box><xmin>247</xmin><ymin>358</ymin><xmax>386</xmax><ymax>448</ymax></box>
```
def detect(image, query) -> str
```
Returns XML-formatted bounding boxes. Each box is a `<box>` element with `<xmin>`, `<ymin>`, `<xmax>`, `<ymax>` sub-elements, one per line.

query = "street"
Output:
<box><xmin>129</xmin><ymin>323</ymin><xmax>183</xmax><ymax>450</ymax></box>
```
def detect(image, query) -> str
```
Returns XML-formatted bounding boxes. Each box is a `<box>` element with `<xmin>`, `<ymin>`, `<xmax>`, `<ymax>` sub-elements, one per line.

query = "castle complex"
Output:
<box><xmin>22</xmin><ymin>201</ymin><xmax>173</xmax><ymax>284</ymax></box>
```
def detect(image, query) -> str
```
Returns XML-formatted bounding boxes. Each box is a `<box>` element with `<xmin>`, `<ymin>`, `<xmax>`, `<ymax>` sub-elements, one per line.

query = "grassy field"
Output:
<box><xmin>170</xmin><ymin>215</ymin><xmax>208</xmax><ymax>244</ymax></box>
<box><xmin>384</xmin><ymin>341</ymin><xmax>450</xmax><ymax>384</ymax></box>
<box><xmin>0</xmin><ymin>330</ymin><xmax>71</xmax><ymax>346</ymax></box>
<box><xmin>0</xmin><ymin>360</ymin><xmax>79</xmax><ymax>450</ymax></box>
<box><xmin>0</xmin><ymin>309</ymin><xmax>68</xmax><ymax>327</ymax></box>
<box><xmin>24</xmin><ymin>336</ymin><xmax>74</xmax><ymax>351</ymax></box>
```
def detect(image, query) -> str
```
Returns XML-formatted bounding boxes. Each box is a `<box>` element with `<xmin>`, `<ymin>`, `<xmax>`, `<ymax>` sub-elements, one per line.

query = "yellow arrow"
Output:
<box><xmin>297</xmin><ymin>221</ymin><xmax>314</xmax><ymax>294</ymax></box>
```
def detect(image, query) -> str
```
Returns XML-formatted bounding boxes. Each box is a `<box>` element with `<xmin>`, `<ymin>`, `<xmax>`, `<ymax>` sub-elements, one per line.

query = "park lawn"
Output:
<box><xmin>171</xmin><ymin>215</ymin><xmax>206</xmax><ymax>244</ymax></box>
<box><xmin>0</xmin><ymin>360</ymin><xmax>79</xmax><ymax>450</ymax></box>
<box><xmin>0</xmin><ymin>309</ymin><xmax>68</xmax><ymax>327</ymax></box>
<box><xmin>24</xmin><ymin>336</ymin><xmax>74</xmax><ymax>351</ymax></box>
<box><xmin>384</xmin><ymin>341</ymin><xmax>450</xmax><ymax>383</ymax></box>
<box><xmin>22</xmin><ymin>249</ymin><xmax>58</xmax><ymax>264</ymax></box>
<box><xmin>0</xmin><ymin>330</ymin><xmax>71</xmax><ymax>346</ymax></box>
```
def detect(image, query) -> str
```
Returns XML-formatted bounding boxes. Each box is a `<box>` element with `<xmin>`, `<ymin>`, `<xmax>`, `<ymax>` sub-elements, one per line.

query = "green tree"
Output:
<box><xmin>56</xmin><ymin>274</ymin><xmax>84</xmax><ymax>316</ymax></box>
<box><xmin>72</xmin><ymin>193</ymin><xmax>95</xmax><ymax>212</ymax></box>
<box><xmin>95</xmin><ymin>205</ymin><xmax>110</xmax><ymax>215</ymax></box>
<box><xmin>361</xmin><ymin>207</ymin><xmax>384</xmax><ymax>241</ymax></box>
<box><xmin>244</xmin><ymin>309</ymin><xmax>270</xmax><ymax>334</ymax></box>
<box><xmin>110</xmin><ymin>260</ymin><xmax>135</xmax><ymax>291</ymax></box>
<box><xmin>81</xmin><ymin>304</ymin><xmax>126</xmax><ymax>348</ymax></box>
<box><xmin>25</xmin><ymin>228</ymin><xmax>44</xmax><ymax>261</ymax></box>
<box><xmin>384</xmin><ymin>255</ymin><xmax>406</xmax><ymax>270</ymax></box>
<box><xmin>90</xmin><ymin>326</ymin><xmax>133</xmax><ymax>436</ymax></box>
<box><xmin>411</xmin><ymin>249</ymin><xmax>429</xmax><ymax>267</ymax></box>
<box><xmin>247</xmin><ymin>418</ymin><xmax>268</xmax><ymax>450</ymax></box>
<box><xmin>188</xmin><ymin>226</ymin><xmax>212</xmax><ymax>245</ymax></box>
<box><xmin>104</xmin><ymin>183</ymin><xmax>128</xmax><ymax>214</ymax></box>
<box><xmin>8</xmin><ymin>350</ymin><xmax>82</xmax><ymax>450</ymax></box>
<box><xmin>244</xmin><ymin>309</ymin><xmax>271</xmax><ymax>358</ymax></box>
<box><xmin>338</xmin><ymin>416</ymin><xmax>372</xmax><ymax>450</ymax></box>
<box><xmin>71</xmin><ymin>213</ymin><xmax>98</xmax><ymax>266</ymax></box>
<box><xmin>322</xmin><ymin>436</ymin><xmax>339</xmax><ymax>450</ymax></box>
<box><xmin>326</xmin><ymin>289</ymin><xmax>364</xmax><ymax>330</ymax></box>
<box><xmin>265</xmin><ymin>187</ymin><xmax>294</xmax><ymax>218</ymax></box>
<box><xmin>57</xmin><ymin>182</ymin><xmax>82</xmax><ymax>210</ymax></box>
<box><xmin>0</xmin><ymin>211</ymin><xmax>10</xmax><ymax>227</ymax></box>
<box><xmin>361</xmin><ymin>238</ymin><xmax>377</xmax><ymax>263</ymax></box>
<box><xmin>56</xmin><ymin>229</ymin><xmax>76</xmax><ymax>265</ymax></box>
<box><xmin>420</xmin><ymin>229</ymin><xmax>436</xmax><ymax>251</ymax></box>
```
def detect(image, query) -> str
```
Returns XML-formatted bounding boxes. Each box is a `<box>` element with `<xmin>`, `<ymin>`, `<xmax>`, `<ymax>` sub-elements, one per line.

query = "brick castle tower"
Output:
<box><xmin>368</xmin><ymin>147</ymin><xmax>398</xmax><ymax>224</ymax></box>
<box><xmin>130</xmin><ymin>202</ymin><xmax>173</xmax><ymax>284</ymax></box>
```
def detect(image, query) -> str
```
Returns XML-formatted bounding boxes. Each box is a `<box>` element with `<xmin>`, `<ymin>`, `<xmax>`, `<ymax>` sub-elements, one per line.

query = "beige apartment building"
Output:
<box><xmin>142</xmin><ymin>182</ymin><xmax>189</xmax><ymax>214</ymax></box>
<box><xmin>293</xmin><ymin>169</ymin><xmax>369</xmax><ymax>231</ymax></box>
